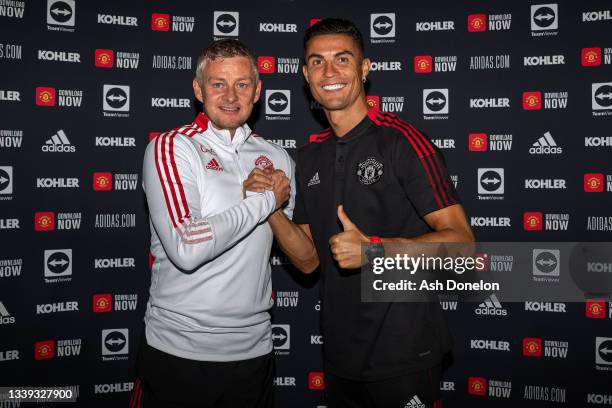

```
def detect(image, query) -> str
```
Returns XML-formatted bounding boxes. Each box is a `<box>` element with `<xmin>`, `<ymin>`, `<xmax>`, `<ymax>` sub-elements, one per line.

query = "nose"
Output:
<box><xmin>323</xmin><ymin>61</ymin><xmax>338</xmax><ymax>78</ymax></box>
<box><xmin>223</xmin><ymin>85</ymin><xmax>238</xmax><ymax>102</ymax></box>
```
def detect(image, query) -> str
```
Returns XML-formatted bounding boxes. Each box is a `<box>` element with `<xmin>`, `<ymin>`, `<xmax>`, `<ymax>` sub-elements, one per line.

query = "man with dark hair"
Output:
<box><xmin>303</xmin><ymin>17</ymin><xmax>365</xmax><ymax>56</ymax></box>
<box><xmin>258</xmin><ymin>18</ymin><xmax>474</xmax><ymax>407</ymax></box>
<box><xmin>133</xmin><ymin>39</ymin><xmax>293</xmax><ymax>407</ymax></box>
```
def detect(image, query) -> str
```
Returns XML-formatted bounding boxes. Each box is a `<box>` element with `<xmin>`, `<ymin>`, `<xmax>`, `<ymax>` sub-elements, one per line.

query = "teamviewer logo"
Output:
<box><xmin>214</xmin><ymin>11</ymin><xmax>239</xmax><ymax>37</ymax></box>
<box><xmin>44</xmin><ymin>249</ymin><xmax>72</xmax><ymax>277</ymax></box>
<box><xmin>478</xmin><ymin>168</ymin><xmax>504</xmax><ymax>195</ymax></box>
<box><xmin>423</xmin><ymin>89</ymin><xmax>449</xmax><ymax>115</ymax></box>
<box><xmin>47</xmin><ymin>0</ymin><xmax>75</xmax><ymax>27</ymax></box>
<box><xmin>532</xmin><ymin>249</ymin><xmax>560</xmax><ymax>276</ymax></box>
<box><xmin>592</xmin><ymin>83</ymin><xmax>612</xmax><ymax>110</ymax></box>
<box><xmin>265</xmin><ymin>90</ymin><xmax>290</xmax><ymax>115</ymax></box>
<box><xmin>595</xmin><ymin>337</ymin><xmax>612</xmax><ymax>366</ymax></box>
<box><xmin>102</xmin><ymin>329</ymin><xmax>129</xmax><ymax>355</ymax></box>
<box><xmin>103</xmin><ymin>85</ymin><xmax>130</xmax><ymax>112</ymax></box>
<box><xmin>370</xmin><ymin>13</ymin><xmax>395</xmax><ymax>38</ymax></box>
<box><xmin>0</xmin><ymin>166</ymin><xmax>13</xmax><ymax>195</ymax></box>
<box><xmin>272</xmin><ymin>324</ymin><xmax>290</xmax><ymax>350</ymax></box>
<box><xmin>531</xmin><ymin>4</ymin><xmax>558</xmax><ymax>31</ymax></box>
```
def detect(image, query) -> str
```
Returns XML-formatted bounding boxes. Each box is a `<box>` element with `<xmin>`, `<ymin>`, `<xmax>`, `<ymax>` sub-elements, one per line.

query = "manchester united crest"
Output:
<box><xmin>255</xmin><ymin>155</ymin><xmax>274</xmax><ymax>170</ymax></box>
<box><xmin>357</xmin><ymin>157</ymin><xmax>383</xmax><ymax>185</ymax></box>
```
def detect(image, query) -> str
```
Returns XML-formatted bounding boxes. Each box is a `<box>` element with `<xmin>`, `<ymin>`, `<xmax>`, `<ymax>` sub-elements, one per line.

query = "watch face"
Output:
<box><xmin>365</xmin><ymin>244</ymin><xmax>385</xmax><ymax>264</ymax></box>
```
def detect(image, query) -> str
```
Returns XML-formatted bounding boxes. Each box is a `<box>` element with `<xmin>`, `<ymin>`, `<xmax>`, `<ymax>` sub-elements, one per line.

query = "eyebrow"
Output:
<box><xmin>306</xmin><ymin>50</ymin><xmax>355</xmax><ymax>62</ymax></box>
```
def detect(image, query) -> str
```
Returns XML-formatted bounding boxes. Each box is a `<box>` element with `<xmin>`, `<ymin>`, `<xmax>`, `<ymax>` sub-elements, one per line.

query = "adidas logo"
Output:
<box><xmin>0</xmin><ymin>301</ymin><xmax>15</xmax><ymax>324</ymax></box>
<box><xmin>475</xmin><ymin>293</ymin><xmax>508</xmax><ymax>316</ymax></box>
<box><xmin>41</xmin><ymin>129</ymin><xmax>76</xmax><ymax>153</ymax></box>
<box><xmin>307</xmin><ymin>172</ymin><xmax>320</xmax><ymax>187</ymax></box>
<box><xmin>0</xmin><ymin>301</ymin><xmax>10</xmax><ymax>317</ymax></box>
<box><xmin>479</xmin><ymin>293</ymin><xmax>503</xmax><ymax>308</ymax></box>
<box><xmin>206</xmin><ymin>158</ymin><xmax>223</xmax><ymax>171</ymax></box>
<box><xmin>404</xmin><ymin>395</ymin><xmax>426</xmax><ymax>408</ymax></box>
<box><xmin>529</xmin><ymin>131</ymin><xmax>562</xmax><ymax>154</ymax></box>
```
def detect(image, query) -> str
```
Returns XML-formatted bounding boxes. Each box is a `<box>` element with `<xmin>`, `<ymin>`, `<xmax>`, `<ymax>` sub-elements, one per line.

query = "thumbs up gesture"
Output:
<box><xmin>329</xmin><ymin>205</ymin><xmax>369</xmax><ymax>269</ymax></box>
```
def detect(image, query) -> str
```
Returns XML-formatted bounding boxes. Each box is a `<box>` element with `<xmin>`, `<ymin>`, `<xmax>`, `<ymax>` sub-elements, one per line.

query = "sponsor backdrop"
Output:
<box><xmin>1</xmin><ymin>0</ymin><xmax>611</xmax><ymax>406</ymax></box>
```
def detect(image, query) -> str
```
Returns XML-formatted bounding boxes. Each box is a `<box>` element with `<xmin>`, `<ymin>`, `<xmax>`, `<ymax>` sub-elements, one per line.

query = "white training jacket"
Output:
<box><xmin>142</xmin><ymin>112</ymin><xmax>295</xmax><ymax>362</ymax></box>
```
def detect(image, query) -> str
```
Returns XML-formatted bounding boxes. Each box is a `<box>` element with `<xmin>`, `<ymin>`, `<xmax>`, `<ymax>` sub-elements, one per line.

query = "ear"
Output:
<box><xmin>192</xmin><ymin>79</ymin><xmax>203</xmax><ymax>103</ymax></box>
<box><xmin>253</xmin><ymin>79</ymin><xmax>261</xmax><ymax>103</ymax></box>
<box><xmin>302</xmin><ymin>65</ymin><xmax>310</xmax><ymax>84</ymax></box>
<box><xmin>361</xmin><ymin>58</ymin><xmax>371</xmax><ymax>82</ymax></box>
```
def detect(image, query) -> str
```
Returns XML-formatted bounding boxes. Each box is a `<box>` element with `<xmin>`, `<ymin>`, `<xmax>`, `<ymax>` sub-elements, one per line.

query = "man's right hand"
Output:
<box><xmin>243</xmin><ymin>168</ymin><xmax>290</xmax><ymax>211</ymax></box>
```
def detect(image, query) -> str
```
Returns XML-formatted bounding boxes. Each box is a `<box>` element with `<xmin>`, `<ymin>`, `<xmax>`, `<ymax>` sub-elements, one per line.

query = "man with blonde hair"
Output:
<box><xmin>133</xmin><ymin>39</ymin><xmax>293</xmax><ymax>407</ymax></box>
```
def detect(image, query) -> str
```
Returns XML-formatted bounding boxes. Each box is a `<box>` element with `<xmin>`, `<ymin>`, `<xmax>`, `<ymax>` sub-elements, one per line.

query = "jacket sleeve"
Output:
<box><xmin>281</xmin><ymin>150</ymin><xmax>296</xmax><ymax>220</ymax></box>
<box><xmin>291</xmin><ymin>149</ymin><xmax>309</xmax><ymax>225</ymax></box>
<box><xmin>143</xmin><ymin>132</ymin><xmax>276</xmax><ymax>272</ymax></box>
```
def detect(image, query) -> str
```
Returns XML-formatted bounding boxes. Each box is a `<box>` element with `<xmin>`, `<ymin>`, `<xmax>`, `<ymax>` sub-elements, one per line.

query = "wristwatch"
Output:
<box><xmin>365</xmin><ymin>236</ymin><xmax>384</xmax><ymax>265</ymax></box>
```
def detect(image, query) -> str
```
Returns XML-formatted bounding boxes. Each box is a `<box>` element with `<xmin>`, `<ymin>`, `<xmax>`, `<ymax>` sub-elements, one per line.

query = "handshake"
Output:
<box><xmin>243</xmin><ymin>167</ymin><xmax>290</xmax><ymax>211</ymax></box>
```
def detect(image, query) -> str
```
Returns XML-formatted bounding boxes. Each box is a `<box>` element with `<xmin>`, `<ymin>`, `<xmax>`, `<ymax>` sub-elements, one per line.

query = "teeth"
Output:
<box><xmin>322</xmin><ymin>84</ymin><xmax>345</xmax><ymax>91</ymax></box>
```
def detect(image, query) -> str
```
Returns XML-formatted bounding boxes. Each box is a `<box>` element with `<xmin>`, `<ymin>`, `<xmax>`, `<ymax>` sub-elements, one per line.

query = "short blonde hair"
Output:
<box><xmin>194</xmin><ymin>39</ymin><xmax>258</xmax><ymax>84</ymax></box>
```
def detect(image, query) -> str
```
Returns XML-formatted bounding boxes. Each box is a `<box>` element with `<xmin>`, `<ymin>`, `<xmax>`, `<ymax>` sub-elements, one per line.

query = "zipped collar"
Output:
<box><xmin>181</xmin><ymin>113</ymin><xmax>252</xmax><ymax>148</ymax></box>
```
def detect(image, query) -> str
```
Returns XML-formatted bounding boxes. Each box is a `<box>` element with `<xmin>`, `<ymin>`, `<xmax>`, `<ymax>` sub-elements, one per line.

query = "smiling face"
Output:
<box><xmin>192</xmin><ymin>56</ymin><xmax>261</xmax><ymax>134</ymax></box>
<box><xmin>303</xmin><ymin>34</ymin><xmax>370</xmax><ymax>113</ymax></box>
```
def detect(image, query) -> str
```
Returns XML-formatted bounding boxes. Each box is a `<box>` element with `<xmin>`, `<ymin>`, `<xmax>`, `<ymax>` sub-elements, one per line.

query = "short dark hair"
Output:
<box><xmin>303</xmin><ymin>18</ymin><xmax>365</xmax><ymax>56</ymax></box>
<box><xmin>195</xmin><ymin>39</ymin><xmax>258</xmax><ymax>84</ymax></box>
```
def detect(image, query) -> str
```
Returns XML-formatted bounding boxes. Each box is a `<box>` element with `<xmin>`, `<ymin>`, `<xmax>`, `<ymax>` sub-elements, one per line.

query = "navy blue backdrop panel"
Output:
<box><xmin>0</xmin><ymin>0</ymin><xmax>611</xmax><ymax>407</ymax></box>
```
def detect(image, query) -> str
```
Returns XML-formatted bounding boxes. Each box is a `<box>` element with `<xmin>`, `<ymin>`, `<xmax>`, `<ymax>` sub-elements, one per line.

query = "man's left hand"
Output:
<box><xmin>243</xmin><ymin>168</ymin><xmax>274</xmax><ymax>198</ymax></box>
<box><xmin>329</xmin><ymin>205</ymin><xmax>369</xmax><ymax>269</ymax></box>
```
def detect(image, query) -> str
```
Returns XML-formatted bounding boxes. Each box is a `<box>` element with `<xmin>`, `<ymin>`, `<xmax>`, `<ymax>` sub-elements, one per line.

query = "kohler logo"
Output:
<box><xmin>588</xmin><ymin>262</ymin><xmax>612</xmax><ymax>273</ymax></box>
<box><xmin>259</xmin><ymin>23</ymin><xmax>297</xmax><ymax>32</ymax></box>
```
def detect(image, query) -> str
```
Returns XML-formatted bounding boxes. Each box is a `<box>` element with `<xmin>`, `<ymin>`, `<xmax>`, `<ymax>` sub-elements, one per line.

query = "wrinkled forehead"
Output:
<box><xmin>201</xmin><ymin>56</ymin><xmax>258</xmax><ymax>80</ymax></box>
